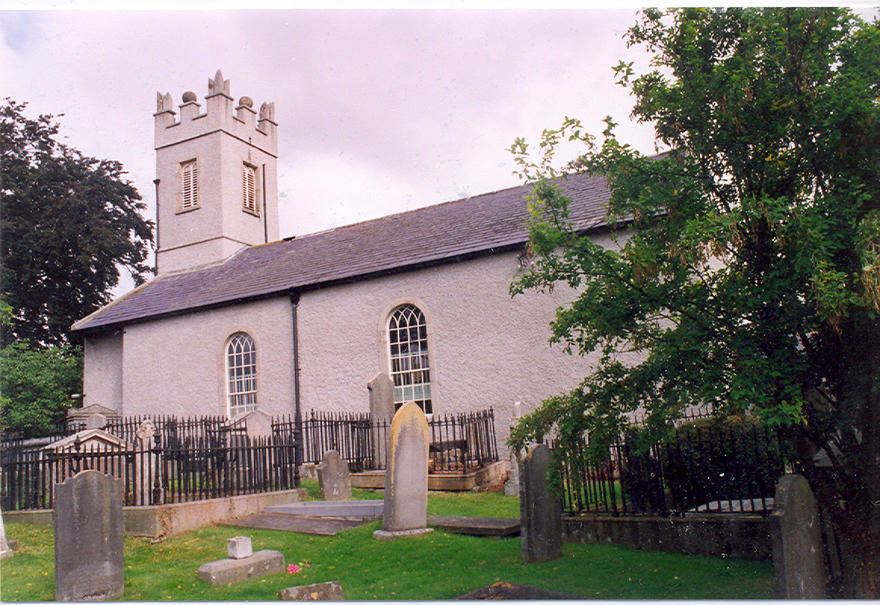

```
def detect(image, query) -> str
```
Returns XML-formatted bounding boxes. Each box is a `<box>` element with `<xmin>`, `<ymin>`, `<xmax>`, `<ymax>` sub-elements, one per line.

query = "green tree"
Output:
<box><xmin>0</xmin><ymin>341</ymin><xmax>82</xmax><ymax>437</ymax></box>
<box><xmin>0</xmin><ymin>98</ymin><xmax>154</xmax><ymax>347</ymax></box>
<box><xmin>509</xmin><ymin>8</ymin><xmax>879</xmax><ymax>597</ymax></box>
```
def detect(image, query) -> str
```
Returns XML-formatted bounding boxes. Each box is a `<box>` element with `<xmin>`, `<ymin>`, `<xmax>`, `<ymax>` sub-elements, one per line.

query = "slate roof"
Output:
<box><xmin>72</xmin><ymin>172</ymin><xmax>613</xmax><ymax>334</ymax></box>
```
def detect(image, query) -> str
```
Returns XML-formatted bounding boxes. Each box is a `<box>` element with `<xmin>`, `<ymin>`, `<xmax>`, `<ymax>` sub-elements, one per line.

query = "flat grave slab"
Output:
<box><xmin>456</xmin><ymin>581</ymin><xmax>578</xmax><ymax>600</ymax></box>
<box><xmin>221</xmin><ymin>513</ymin><xmax>369</xmax><ymax>536</ymax></box>
<box><xmin>428</xmin><ymin>516</ymin><xmax>520</xmax><ymax>537</ymax></box>
<box><xmin>264</xmin><ymin>499</ymin><xmax>384</xmax><ymax>520</ymax></box>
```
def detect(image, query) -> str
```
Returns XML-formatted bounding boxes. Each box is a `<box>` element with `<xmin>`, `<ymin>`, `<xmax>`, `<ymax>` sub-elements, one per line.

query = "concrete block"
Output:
<box><xmin>279</xmin><ymin>580</ymin><xmax>345</xmax><ymax>600</ymax></box>
<box><xmin>197</xmin><ymin>549</ymin><xmax>284</xmax><ymax>585</ymax></box>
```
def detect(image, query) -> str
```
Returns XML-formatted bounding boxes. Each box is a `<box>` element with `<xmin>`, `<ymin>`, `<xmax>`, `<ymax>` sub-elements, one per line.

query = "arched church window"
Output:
<box><xmin>226</xmin><ymin>332</ymin><xmax>257</xmax><ymax>417</ymax></box>
<box><xmin>387</xmin><ymin>304</ymin><xmax>433</xmax><ymax>414</ymax></box>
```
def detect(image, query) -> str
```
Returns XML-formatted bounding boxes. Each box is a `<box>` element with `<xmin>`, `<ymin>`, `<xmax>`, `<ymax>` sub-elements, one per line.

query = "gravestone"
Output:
<box><xmin>373</xmin><ymin>402</ymin><xmax>433</xmax><ymax>540</ymax></box>
<box><xmin>134</xmin><ymin>419</ymin><xmax>161</xmax><ymax>505</ymax></box>
<box><xmin>504</xmin><ymin>401</ymin><xmax>523</xmax><ymax>496</ymax></box>
<box><xmin>54</xmin><ymin>470</ymin><xmax>124</xmax><ymax>601</ymax></box>
<box><xmin>197</xmin><ymin>549</ymin><xmax>285</xmax><ymax>585</ymax></box>
<box><xmin>135</xmin><ymin>419</ymin><xmax>157</xmax><ymax>446</ymax></box>
<box><xmin>318</xmin><ymin>450</ymin><xmax>352</xmax><ymax>500</ymax></box>
<box><xmin>241</xmin><ymin>410</ymin><xmax>274</xmax><ymax>440</ymax></box>
<box><xmin>0</xmin><ymin>511</ymin><xmax>14</xmax><ymax>560</ymax></box>
<box><xmin>279</xmin><ymin>581</ymin><xmax>346</xmax><ymax>601</ymax></box>
<box><xmin>85</xmin><ymin>413</ymin><xmax>108</xmax><ymax>430</ymax></box>
<box><xmin>771</xmin><ymin>474</ymin><xmax>826</xmax><ymax>599</ymax></box>
<box><xmin>519</xmin><ymin>444</ymin><xmax>562</xmax><ymax>563</ymax></box>
<box><xmin>368</xmin><ymin>373</ymin><xmax>395</xmax><ymax>468</ymax></box>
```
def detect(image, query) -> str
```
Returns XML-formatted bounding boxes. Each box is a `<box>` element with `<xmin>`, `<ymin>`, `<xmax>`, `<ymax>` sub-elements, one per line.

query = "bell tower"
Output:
<box><xmin>153</xmin><ymin>70</ymin><xmax>279</xmax><ymax>274</ymax></box>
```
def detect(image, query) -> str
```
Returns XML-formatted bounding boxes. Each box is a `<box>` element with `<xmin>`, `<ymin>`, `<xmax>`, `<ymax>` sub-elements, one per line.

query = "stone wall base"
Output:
<box><xmin>564</xmin><ymin>513</ymin><xmax>772</xmax><ymax>560</ymax></box>
<box><xmin>4</xmin><ymin>488</ymin><xmax>307</xmax><ymax>539</ymax></box>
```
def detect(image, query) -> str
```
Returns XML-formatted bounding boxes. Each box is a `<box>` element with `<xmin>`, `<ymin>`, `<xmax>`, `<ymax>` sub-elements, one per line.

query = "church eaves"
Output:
<box><xmin>71</xmin><ymin>172</ymin><xmax>614</xmax><ymax>335</ymax></box>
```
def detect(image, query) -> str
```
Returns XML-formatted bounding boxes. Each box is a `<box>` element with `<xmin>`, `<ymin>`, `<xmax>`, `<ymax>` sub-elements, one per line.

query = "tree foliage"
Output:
<box><xmin>0</xmin><ymin>341</ymin><xmax>82</xmax><ymax>437</ymax></box>
<box><xmin>0</xmin><ymin>99</ymin><xmax>154</xmax><ymax>346</ymax></box>
<box><xmin>508</xmin><ymin>8</ymin><xmax>879</xmax><ymax>597</ymax></box>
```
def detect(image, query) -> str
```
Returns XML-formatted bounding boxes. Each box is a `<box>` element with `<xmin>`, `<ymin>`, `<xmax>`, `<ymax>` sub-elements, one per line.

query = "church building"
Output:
<box><xmin>72</xmin><ymin>71</ymin><xmax>623</xmax><ymax>450</ymax></box>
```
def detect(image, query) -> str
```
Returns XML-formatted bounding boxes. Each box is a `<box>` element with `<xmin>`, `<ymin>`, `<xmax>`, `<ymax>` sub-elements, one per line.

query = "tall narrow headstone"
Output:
<box><xmin>519</xmin><ymin>444</ymin><xmax>562</xmax><ymax>563</ymax></box>
<box><xmin>0</xmin><ymin>511</ymin><xmax>14</xmax><ymax>560</ymax></box>
<box><xmin>771</xmin><ymin>474</ymin><xmax>826</xmax><ymax>599</ymax></box>
<box><xmin>368</xmin><ymin>373</ymin><xmax>395</xmax><ymax>468</ymax></box>
<box><xmin>373</xmin><ymin>402</ymin><xmax>433</xmax><ymax>540</ymax></box>
<box><xmin>54</xmin><ymin>470</ymin><xmax>124</xmax><ymax>601</ymax></box>
<box><xmin>318</xmin><ymin>450</ymin><xmax>352</xmax><ymax>500</ymax></box>
<box><xmin>135</xmin><ymin>419</ymin><xmax>161</xmax><ymax>505</ymax></box>
<box><xmin>504</xmin><ymin>401</ymin><xmax>523</xmax><ymax>496</ymax></box>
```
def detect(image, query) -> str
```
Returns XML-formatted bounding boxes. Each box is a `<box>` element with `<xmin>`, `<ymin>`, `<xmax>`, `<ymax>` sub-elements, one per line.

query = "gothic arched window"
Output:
<box><xmin>226</xmin><ymin>332</ymin><xmax>257</xmax><ymax>417</ymax></box>
<box><xmin>387</xmin><ymin>304</ymin><xmax>433</xmax><ymax>414</ymax></box>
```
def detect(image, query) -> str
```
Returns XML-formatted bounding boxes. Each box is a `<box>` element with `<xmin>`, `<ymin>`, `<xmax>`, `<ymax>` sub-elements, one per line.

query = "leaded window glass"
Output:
<box><xmin>387</xmin><ymin>304</ymin><xmax>432</xmax><ymax>414</ymax></box>
<box><xmin>226</xmin><ymin>332</ymin><xmax>257</xmax><ymax>417</ymax></box>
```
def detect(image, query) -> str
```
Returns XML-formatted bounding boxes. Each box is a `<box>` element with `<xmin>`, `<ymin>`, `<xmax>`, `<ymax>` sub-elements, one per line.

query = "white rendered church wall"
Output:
<box><xmin>296</xmin><ymin>232</ymin><xmax>626</xmax><ymax>454</ymax></box>
<box><xmin>83</xmin><ymin>332</ymin><xmax>124</xmax><ymax>412</ymax></box>
<box><xmin>119</xmin><ymin>296</ymin><xmax>295</xmax><ymax>419</ymax></box>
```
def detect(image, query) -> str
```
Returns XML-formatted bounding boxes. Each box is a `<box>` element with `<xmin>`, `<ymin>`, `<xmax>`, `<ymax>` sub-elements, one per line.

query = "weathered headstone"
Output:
<box><xmin>368</xmin><ymin>373</ymin><xmax>395</xmax><ymax>468</ymax></box>
<box><xmin>134</xmin><ymin>419</ymin><xmax>162</xmax><ymax>505</ymax></box>
<box><xmin>519</xmin><ymin>444</ymin><xmax>562</xmax><ymax>563</ymax></box>
<box><xmin>227</xmin><ymin>536</ymin><xmax>253</xmax><ymax>560</ymax></box>
<box><xmin>771</xmin><ymin>474</ymin><xmax>826</xmax><ymax>599</ymax></box>
<box><xmin>54</xmin><ymin>470</ymin><xmax>124</xmax><ymax>601</ymax></box>
<box><xmin>85</xmin><ymin>413</ymin><xmax>108</xmax><ymax>430</ymax></box>
<box><xmin>0</xmin><ymin>511</ymin><xmax>14</xmax><ymax>560</ymax></box>
<box><xmin>504</xmin><ymin>401</ymin><xmax>523</xmax><ymax>497</ymax></box>
<box><xmin>318</xmin><ymin>450</ymin><xmax>352</xmax><ymax>500</ymax></box>
<box><xmin>279</xmin><ymin>580</ymin><xmax>346</xmax><ymax>601</ymax></box>
<box><xmin>242</xmin><ymin>410</ymin><xmax>274</xmax><ymax>440</ymax></box>
<box><xmin>135</xmin><ymin>419</ymin><xmax>156</xmax><ymax>446</ymax></box>
<box><xmin>373</xmin><ymin>402</ymin><xmax>433</xmax><ymax>540</ymax></box>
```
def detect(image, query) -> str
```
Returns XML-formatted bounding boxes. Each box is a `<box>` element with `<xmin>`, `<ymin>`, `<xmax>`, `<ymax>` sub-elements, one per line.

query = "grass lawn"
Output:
<box><xmin>0</xmin><ymin>483</ymin><xmax>773</xmax><ymax>600</ymax></box>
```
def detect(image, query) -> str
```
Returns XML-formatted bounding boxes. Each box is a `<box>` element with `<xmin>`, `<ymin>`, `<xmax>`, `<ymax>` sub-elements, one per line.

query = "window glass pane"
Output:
<box><xmin>226</xmin><ymin>333</ymin><xmax>256</xmax><ymax>417</ymax></box>
<box><xmin>387</xmin><ymin>304</ymin><xmax>432</xmax><ymax>413</ymax></box>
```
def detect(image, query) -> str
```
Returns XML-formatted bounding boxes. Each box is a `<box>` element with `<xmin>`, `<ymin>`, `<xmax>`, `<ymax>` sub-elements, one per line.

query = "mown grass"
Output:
<box><xmin>1</xmin><ymin>485</ymin><xmax>773</xmax><ymax>601</ymax></box>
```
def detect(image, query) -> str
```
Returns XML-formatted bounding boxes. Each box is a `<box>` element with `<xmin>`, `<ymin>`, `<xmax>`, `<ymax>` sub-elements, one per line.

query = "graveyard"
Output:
<box><xmin>0</xmin><ymin>397</ymin><xmax>824</xmax><ymax>600</ymax></box>
<box><xmin>0</xmin><ymin>483</ymin><xmax>775</xmax><ymax>601</ymax></box>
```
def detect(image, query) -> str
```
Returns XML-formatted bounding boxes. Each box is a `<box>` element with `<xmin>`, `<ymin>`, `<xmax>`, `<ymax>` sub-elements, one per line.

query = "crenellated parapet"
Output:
<box><xmin>154</xmin><ymin>69</ymin><xmax>277</xmax><ymax>156</ymax></box>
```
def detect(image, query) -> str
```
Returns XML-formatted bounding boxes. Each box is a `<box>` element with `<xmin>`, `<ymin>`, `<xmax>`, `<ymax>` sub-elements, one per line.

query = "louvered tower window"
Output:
<box><xmin>387</xmin><ymin>304</ymin><xmax>433</xmax><ymax>414</ymax></box>
<box><xmin>226</xmin><ymin>332</ymin><xmax>257</xmax><ymax>418</ymax></box>
<box><xmin>181</xmin><ymin>160</ymin><xmax>198</xmax><ymax>210</ymax></box>
<box><xmin>242</xmin><ymin>164</ymin><xmax>257</xmax><ymax>214</ymax></box>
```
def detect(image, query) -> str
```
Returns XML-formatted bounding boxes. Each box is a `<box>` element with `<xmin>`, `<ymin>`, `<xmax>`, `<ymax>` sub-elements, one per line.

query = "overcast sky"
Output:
<box><xmin>2</xmin><ymin>6</ymin><xmax>877</xmax><ymax>291</ymax></box>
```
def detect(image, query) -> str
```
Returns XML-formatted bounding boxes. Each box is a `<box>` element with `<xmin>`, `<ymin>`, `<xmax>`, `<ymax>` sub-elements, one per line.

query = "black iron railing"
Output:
<box><xmin>555</xmin><ymin>419</ymin><xmax>788</xmax><ymax>517</ymax></box>
<box><xmin>282</xmin><ymin>408</ymin><xmax>498</xmax><ymax>472</ymax></box>
<box><xmin>0</xmin><ymin>432</ymin><xmax>298</xmax><ymax>511</ymax></box>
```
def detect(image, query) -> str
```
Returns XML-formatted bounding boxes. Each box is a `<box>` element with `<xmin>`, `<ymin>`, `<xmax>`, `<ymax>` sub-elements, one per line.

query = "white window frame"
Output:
<box><xmin>226</xmin><ymin>332</ymin><xmax>257</xmax><ymax>418</ymax></box>
<box><xmin>387</xmin><ymin>304</ymin><xmax>433</xmax><ymax>415</ymax></box>
<box><xmin>180</xmin><ymin>159</ymin><xmax>199</xmax><ymax>211</ymax></box>
<box><xmin>242</xmin><ymin>163</ymin><xmax>258</xmax><ymax>215</ymax></box>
